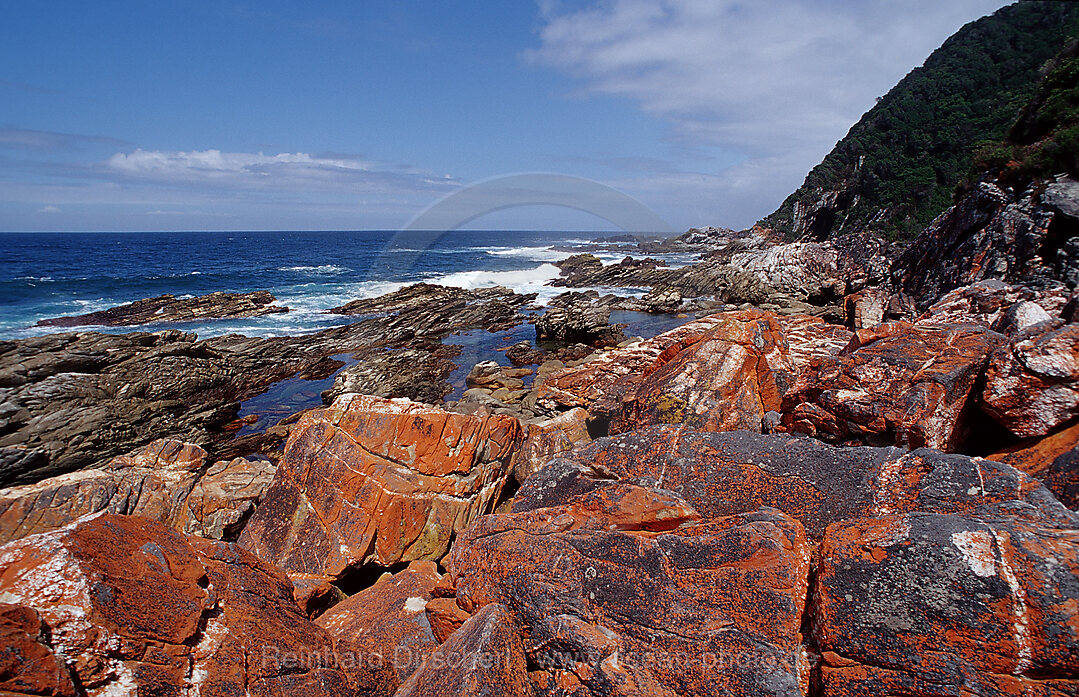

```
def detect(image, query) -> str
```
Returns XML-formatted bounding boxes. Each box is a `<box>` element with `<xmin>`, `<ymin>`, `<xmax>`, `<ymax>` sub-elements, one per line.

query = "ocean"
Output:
<box><xmin>0</xmin><ymin>229</ymin><xmax>695</xmax><ymax>341</ymax></box>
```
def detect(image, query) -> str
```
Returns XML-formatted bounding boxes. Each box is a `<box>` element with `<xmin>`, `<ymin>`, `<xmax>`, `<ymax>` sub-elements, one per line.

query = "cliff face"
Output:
<box><xmin>759</xmin><ymin>1</ymin><xmax>1079</xmax><ymax>242</ymax></box>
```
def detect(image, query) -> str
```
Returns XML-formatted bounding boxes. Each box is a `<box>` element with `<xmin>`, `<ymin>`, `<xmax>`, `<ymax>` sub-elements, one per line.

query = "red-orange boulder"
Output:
<box><xmin>448</xmin><ymin>499</ymin><xmax>811</xmax><ymax>696</ymax></box>
<box><xmin>396</xmin><ymin>604</ymin><xmax>532</xmax><ymax>697</ymax></box>
<box><xmin>982</xmin><ymin>323</ymin><xmax>1079</xmax><ymax>438</ymax></box>
<box><xmin>316</xmin><ymin>560</ymin><xmax>442</xmax><ymax>696</ymax></box>
<box><xmin>516</xmin><ymin>407</ymin><xmax>592</xmax><ymax>483</ymax></box>
<box><xmin>0</xmin><ymin>602</ymin><xmax>76</xmax><ymax>696</ymax></box>
<box><xmin>238</xmin><ymin>394</ymin><xmax>522</xmax><ymax>580</ymax></box>
<box><xmin>783</xmin><ymin>321</ymin><xmax>1005</xmax><ymax>450</ymax></box>
<box><xmin>814</xmin><ymin>512</ymin><xmax>1079</xmax><ymax>694</ymax></box>
<box><xmin>0</xmin><ymin>513</ymin><xmax>356</xmax><ymax>696</ymax></box>
<box><xmin>609</xmin><ymin>309</ymin><xmax>795</xmax><ymax>434</ymax></box>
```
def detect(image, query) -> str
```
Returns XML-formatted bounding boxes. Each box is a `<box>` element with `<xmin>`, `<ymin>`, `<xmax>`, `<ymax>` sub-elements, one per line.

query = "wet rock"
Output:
<box><xmin>814</xmin><ymin>511</ymin><xmax>1079</xmax><ymax>694</ymax></box>
<box><xmin>36</xmin><ymin>290</ymin><xmax>288</xmax><ymax>328</ymax></box>
<box><xmin>1</xmin><ymin>283</ymin><xmax>537</xmax><ymax>486</ymax></box>
<box><xmin>321</xmin><ymin>343</ymin><xmax>460</xmax><ymax>405</ymax></box>
<box><xmin>783</xmin><ymin>321</ymin><xmax>1005</xmax><ymax>451</ymax></box>
<box><xmin>0</xmin><ymin>513</ymin><xmax>357</xmax><ymax>696</ymax></box>
<box><xmin>328</xmin><ymin>283</ymin><xmax>534</xmax><ymax>334</ymax></box>
<box><xmin>0</xmin><ymin>439</ymin><xmax>274</xmax><ymax>545</ymax></box>
<box><xmin>505</xmin><ymin>341</ymin><xmax>546</xmax><ymax>367</ymax></box>
<box><xmin>535</xmin><ymin>297</ymin><xmax>626</xmax><ymax>348</ymax></box>
<box><xmin>238</xmin><ymin>394</ymin><xmax>522</xmax><ymax>580</ymax></box>
<box><xmin>396</xmin><ymin>604</ymin><xmax>532</xmax><ymax>697</ymax></box>
<box><xmin>982</xmin><ymin>322</ymin><xmax>1079</xmax><ymax>438</ymax></box>
<box><xmin>316</xmin><ymin>560</ymin><xmax>442</xmax><ymax>696</ymax></box>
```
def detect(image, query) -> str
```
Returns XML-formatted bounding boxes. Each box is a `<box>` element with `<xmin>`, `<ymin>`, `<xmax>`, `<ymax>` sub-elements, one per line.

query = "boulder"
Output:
<box><xmin>982</xmin><ymin>322</ymin><xmax>1079</xmax><ymax>438</ymax></box>
<box><xmin>316</xmin><ymin>561</ymin><xmax>442</xmax><ymax>696</ymax></box>
<box><xmin>534</xmin><ymin>297</ymin><xmax>626</xmax><ymax>347</ymax></box>
<box><xmin>0</xmin><ymin>439</ymin><xmax>275</xmax><ymax>545</ymax></box>
<box><xmin>0</xmin><ymin>513</ymin><xmax>356</xmax><ymax>696</ymax></box>
<box><xmin>843</xmin><ymin>287</ymin><xmax>888</xmax><ymax>329</ymax></box>
<box><xmin>449</xmin><ymin>499</ymin><xmax>812</xmax><ymax>697</ymax></box>
<box><xmin>551</xmin><ymin>427</ymin><xmax>1070</xmax><ymax>541</ymax></box>
<box><xmin>36</xmin><ymin>290</ymin><xmax>288</xmax><ymax>328</ymax></box>
<box><xmin>990</xmin><ymin>419</ymin><xmax>1079</xmax><ymax>480</ymax></box>
<box><xmin>814</xmin><ymin>511</ymin><xmax>1079</xmax><ymax>694</ymax></box>
<box><xmin>1047</xmin><ymin>446</ymin><xmax>1079</xmax><ymax>510</ymax></box>
<box><xmin>396</xmin><ymin>604</ymin><xmax>532</xmax><ymax>697</ymax></box>
<box><xmin>0</xmin><ymin>602</ymin><xmax>76</xmax><ymax>696</ymax></box>
<box><xmin>783</xmin><ymin>321</ymin><xmax>1005</xmax><ymax>450</ymax></box>
<box><xmin>238</xmin><ymin>394</ymin><xmax>522</xmax><ymax>579</ymax></box>
<box><xmin>516</xmin><ymin>407</ymin><xmax>592</xmax><ymax>483</ymax></box>
<box><xmin>608</xmin><ymin>309</ymin><xmax>795</xmax><ymax>434</ymax></box>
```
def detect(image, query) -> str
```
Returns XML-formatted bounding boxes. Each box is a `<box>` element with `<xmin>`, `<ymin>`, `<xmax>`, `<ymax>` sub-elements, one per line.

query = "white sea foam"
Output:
<box><xmin>425</xmin><ymin>263</ymin><xmax>562</xmax><ymax>297</ymax></box>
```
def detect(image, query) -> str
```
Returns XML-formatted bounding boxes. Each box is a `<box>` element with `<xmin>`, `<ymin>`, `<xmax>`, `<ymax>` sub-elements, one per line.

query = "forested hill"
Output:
<box><xmin>759</xmin><ymin>1</ymin><xmax>1079</xmax><ymax>242</ymax></box>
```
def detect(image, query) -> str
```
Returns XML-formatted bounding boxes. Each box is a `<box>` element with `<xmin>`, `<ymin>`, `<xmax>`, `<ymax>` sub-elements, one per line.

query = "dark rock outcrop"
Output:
<box><xmin>36</xmin><ymin>290</ymin><xmax>289</xmax><ymax>328</ymax></box>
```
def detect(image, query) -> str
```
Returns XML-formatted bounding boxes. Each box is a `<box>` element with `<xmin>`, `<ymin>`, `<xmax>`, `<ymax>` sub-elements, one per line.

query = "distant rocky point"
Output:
<box><xmin>36</xmin><ymin>290</ymin><xmax>289</xmax><ymax>327</ymax></box>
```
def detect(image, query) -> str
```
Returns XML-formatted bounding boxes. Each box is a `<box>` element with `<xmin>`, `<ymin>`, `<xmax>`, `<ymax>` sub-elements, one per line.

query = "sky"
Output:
<box><xmin>0</xmin><ymin>0</ymin><xmax>1012</xmax><ymax>233</ymax></box>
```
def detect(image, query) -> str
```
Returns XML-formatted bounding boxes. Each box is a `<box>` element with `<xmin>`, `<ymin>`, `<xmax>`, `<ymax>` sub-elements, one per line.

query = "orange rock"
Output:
<box><xmin>0</xmin><ymin>514</ymin><xmax>356</xmax><ymax>695</ymax></box>
<box><xmin>448</xmin><ymin>499</ymin><xmax>811</xmax><ymax>696</ymax></box>
<box><xmin>991</xmin><ymin>419</ymin><xmax>1079</xmax><ymax>479</ymax></box>
<box><xmin>0</xmin><ymin>439</ymin><xmax>275</xmax><ymax>544</ymax></box>
<box><xmin>610</xmin><ymin>309</ymin><xmax>796</xmax><ymax>434</ymax></box>
<box><xmin>516</xmin><ymin>407</ymin><xmax>592</xmax><ymax>483</ymax></box>
<box><xmin>397</xmin><ymin>604</ymin><xmax>532</xmax><ymax>697</ymax></box>
<box><xmin>843</xmin><ymin>287</ymin><xmax>888</xmax><ymax>329</ymax></box>
<box><xmin>982</xmin><ymin>323</ymin><xmax>1079</xmax><ymax>438</ymax></box>
<box><xmin>316</xmin><ymin>560</ymin><xmax>442</xmax><ymax>695</ymax></box>
<box><xmin>783</xmin><ymin>322</ymin><xmax>1005</xmax><ymax>450</ymax></box>
<box><xmin>238</xmin><ymin>394</ymin><xmax>523</xmax><ymax>580</ymax></box>
<box><xmin>424</xmin><ymin>597</ymin><xmax>471</xmax><ymax>643</ymax></box>
<box><xmin>549</xmin><ymin>427</ymin><xmax>1072</xmax><ymax>540</ymax></box>
<box><xmin>813</xmin><ymin>512</ymin><xmax>1079</xmax><ymax>692</ymax></box>
<box><xmin>0</xmin><ymin>602</ymin><xmax>76</xmax><ymax>696</ymax></box>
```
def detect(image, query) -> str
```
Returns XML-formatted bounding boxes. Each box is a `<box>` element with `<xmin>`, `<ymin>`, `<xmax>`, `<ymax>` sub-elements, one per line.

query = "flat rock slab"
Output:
<box><xmin>36</xmin><ymin>290</ymin><xmax>288</xmax><ymax>327</ymax></box>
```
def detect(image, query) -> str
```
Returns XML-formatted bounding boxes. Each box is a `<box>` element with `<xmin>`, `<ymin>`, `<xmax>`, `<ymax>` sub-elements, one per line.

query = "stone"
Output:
<box><xmin>1047</xmin><ymin>446</ymin><xmax>1079</xmax><ymax>509</ymax></box>
<box><xmin>814</xmin><ymin>511</ymin><xmax>1079</xmax><ymax>694</ymax></box>
<box><xmin>843</xmin><ymin>287</ymin><xmax>888</xmax><ymax>329</ymax></box>
<box><xmin>36</xmin><ymin>290</ymin><xmax>288</xmax><ymax>328</ymax></box>
<box><xmin>238</xmin><ymin>394</ymin><xmax>522</xmax><ymax>579</ymax></box>
<box><xmin>608</xmin><ymin>309</ymin><xmax>795</xmax><ymax>435</ymax></box>
<box><xmin>515</xmin><ymin>407</ymin><xmax>592</xmax><ymax>483</ymax></box>
<box><xmin>0</xmin><ymin>439</ymin><xmax>275</xmax><ymax>545</ymax></box>
<box><xmin>316</xmin><ymin>560</ymin><xmax>442</xmax><ymax>696</ymax></box>
<box><xmin>982</xmin><ymin>322</ymin><xmax>1079</xmax><ymax>438</ymax></box>
<box><xmin>783</xmin><ymin>321</ymin><xmax>1005</xmax><ymax>450</ymax></box>
<box><xmin>396</xmin><ymin>604</ymin><xmax>532</xmax><ymax>697</ymax></box>
<box><xmin>424</xmin><ymin>597</ymin><xmax>472</xmax><ymax>644</ymax></box>
<box><xmin>534</xmin><ymin>296</ymin><xmax>626</xmax><ymax>347</ymax></box>
<box><xmin>552</xmin><ymin>427</ymin><xmax>1071</xmax><ymax>540</ymax></box>
<box><xmin>990</xmin><ymin>419</ymin><xmax>1079</xmax><ymax>480</ymax></box>
<box><xmin>0</xmin><ymin>602</ymin><xmax>77</xmax><ymax>696</ymax></box>
<box><xmin>449</xmin><ymin>502</ymin><xmax>811</xmax><ymax>697</ymax></box>
<box><xmin>0</xmin><ymin>513</ymin><xmax>356</xmax><ymax>696</ymax></box>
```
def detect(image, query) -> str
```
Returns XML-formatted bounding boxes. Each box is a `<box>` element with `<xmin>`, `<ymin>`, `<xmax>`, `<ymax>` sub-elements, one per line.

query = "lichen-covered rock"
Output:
<box><xmin>396</xmin><ymin>604</ymin><xmax>532</xmax><ymax>697</ymax></box>
<box><xmin>982</xmin><ymin>323</ymin><xmax>1079</xmax><ymax>438</ymax></box>
<box><xmin>0</xmin><ymin>513</ymin><xmax>356</xmax><ymax>696</ymax></box>
<box><xmin>990</xmin><ymin>419</ymin><xmax>1079</xmax><ymax>480</ymax></box>
<box><xmin>608</xmin><ymin>310</ymin><xmax>795</xmax><ymax>434</ymax></box>
<box><xmin>449</xmin><ymin>502</ymin><xmax>811</xmax><ymax>697</ymax></box>
<box><xmin>783</xmin><ymin>321</ymin><xmax>1005</xmax><ymax>450</ymax></box>
<box><xmin>0</xmin><ymin>602</ymin><xmax>77</xmax><ymax>696</ymax></box>
<box><xmin>1047</xmin><ymin>446</ymin><xmax>1079</xmax><ymax>510</ymax></box>
<box><xmin>516</xmin><ymin>407</ymin><xmax>592</xmax><ymax>483</ymax></box>
<box><xmin>843</xmin><ymin>287</ymin><xmax>888</xmax><ymax>330</ymax></box>
<box><xmin>316</xmin><ymin>561</ymin><xmax>442</xmax><ymax>696</ymax></box>
<box><xmin>814</xmin><ymin>512</ymin><xmax>1079</xmax><ymax>694</ymax></box>
<box><xmin>553</xmin><ymin>427</ymin><xmax>1071</xmax><ymax>541</ymax></box>
<box><xmin>238</xmin><ymin>394</ymin><xmax>522</xmax><ymax>579</ymax></box>
<box><xmin>0</xmin><ymin>439</ymin><xmax>275</xmax><ymax>545</ymax></box>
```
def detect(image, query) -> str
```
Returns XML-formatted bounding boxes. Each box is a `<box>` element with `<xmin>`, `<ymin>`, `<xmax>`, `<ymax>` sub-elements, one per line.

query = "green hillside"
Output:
<box><xmin>759</xmin><ymin>1</ymin><xmax>1079</xmax><ymax>242</ymax></box>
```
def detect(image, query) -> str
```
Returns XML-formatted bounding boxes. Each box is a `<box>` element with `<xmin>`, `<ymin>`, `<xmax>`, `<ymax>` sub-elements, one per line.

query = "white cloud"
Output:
<box><xmin>37</xmin><ymin>205</ymin><xmax>61</xmax><ymax>213</ymax></box>
<box><xmin>529</xmin><ymin>0</ymin><xmax>1011</xmax><ymax>226</ymax></box>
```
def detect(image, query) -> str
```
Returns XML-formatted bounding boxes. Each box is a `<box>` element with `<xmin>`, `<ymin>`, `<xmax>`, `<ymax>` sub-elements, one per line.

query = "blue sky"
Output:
<box><xmin>1</xmin><ymin>0</ymin><xmax>1011</xmax><ymax>232</ymax></box>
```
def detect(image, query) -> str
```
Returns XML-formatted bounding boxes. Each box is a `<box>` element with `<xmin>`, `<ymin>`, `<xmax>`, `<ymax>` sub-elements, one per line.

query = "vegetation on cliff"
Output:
<box><xmin>760</xmin><ymin>1</ymin><xmax>1079</xmax><ymax>242</ymax></box>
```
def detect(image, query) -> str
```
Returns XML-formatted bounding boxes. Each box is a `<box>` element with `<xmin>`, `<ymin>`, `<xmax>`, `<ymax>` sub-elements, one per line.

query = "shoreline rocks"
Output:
<box><xmin>37</xmin><ymin>290</ymin><xmax>289</xmax><ymax>328</ymax></box>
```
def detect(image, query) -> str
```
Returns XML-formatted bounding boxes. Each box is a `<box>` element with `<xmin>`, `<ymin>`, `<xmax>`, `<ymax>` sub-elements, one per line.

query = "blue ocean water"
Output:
<box><xmin>0</xmin><ymin>230</ymin><xmax>688</xmax><ymax>341</ymax></box>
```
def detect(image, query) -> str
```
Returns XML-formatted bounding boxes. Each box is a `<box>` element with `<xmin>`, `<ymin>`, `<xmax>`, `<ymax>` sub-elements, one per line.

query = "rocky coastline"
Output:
<box><xmin>2</xmin><ymin>178</ymin><xmax>1079</xmax><ymax>695</ymax></box>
